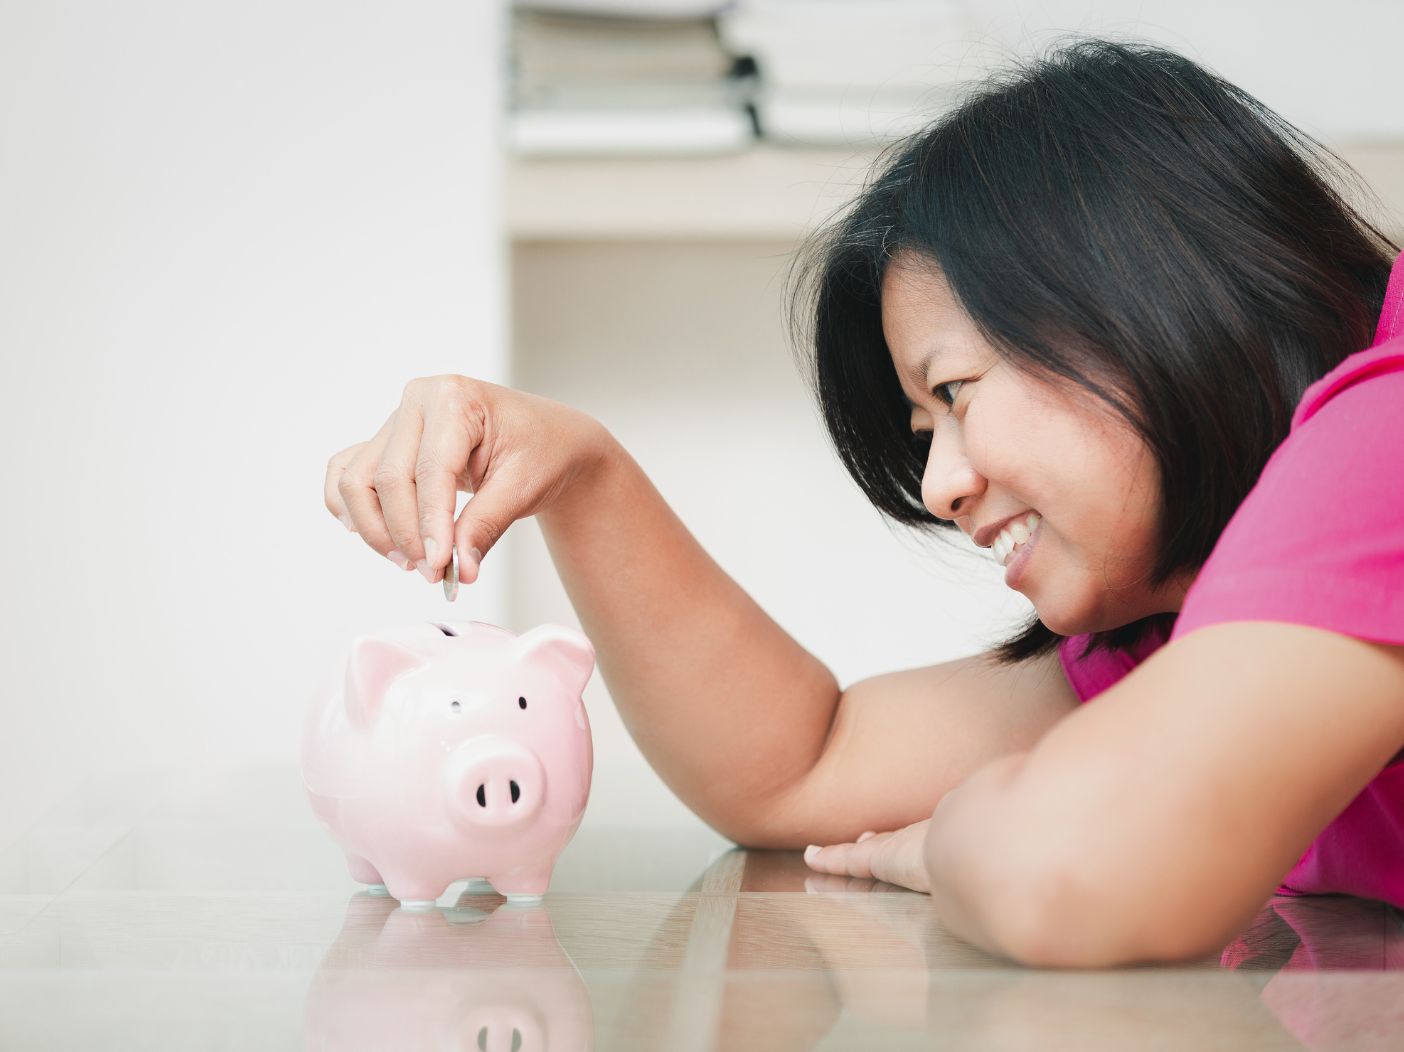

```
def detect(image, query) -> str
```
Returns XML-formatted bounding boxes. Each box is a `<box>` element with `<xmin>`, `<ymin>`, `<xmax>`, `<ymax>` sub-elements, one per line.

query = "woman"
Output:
<box><xmin>324</xmin><ymin>39</ymin><xmax>1404</xmax><ymax>967</ymax></box>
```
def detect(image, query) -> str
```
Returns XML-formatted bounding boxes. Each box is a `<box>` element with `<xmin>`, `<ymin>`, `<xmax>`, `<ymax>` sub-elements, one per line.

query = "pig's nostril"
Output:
<box><xmin>478</xmin><ymin>1026</ymin><xmax>521</xmax><ymax>1052</ymax></box>
<box><xmin>471</xmin><ymin>778</ymin><xmax>526</xmax><ymax>810</ymax></box>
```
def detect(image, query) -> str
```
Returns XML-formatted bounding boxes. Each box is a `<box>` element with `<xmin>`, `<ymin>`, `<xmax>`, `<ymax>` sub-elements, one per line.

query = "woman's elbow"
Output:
<box><xmin>989</xmin><ymin>861</ymin><xmax>1237</xmax><ymax>969</ymax></box>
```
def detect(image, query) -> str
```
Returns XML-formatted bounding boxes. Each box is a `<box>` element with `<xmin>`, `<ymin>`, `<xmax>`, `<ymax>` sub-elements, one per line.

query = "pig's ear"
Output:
<box><xmin>344</xmin><ymin>636</ymin><xmax>426</xmax><ymax>730</ymax></box>
<box><xmin>512</xmin><ymin>624</ymin><xmax>597</xmax><ymax>696</ymax></box>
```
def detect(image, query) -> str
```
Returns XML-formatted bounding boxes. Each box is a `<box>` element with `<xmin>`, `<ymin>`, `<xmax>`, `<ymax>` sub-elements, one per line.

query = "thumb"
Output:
<box><xmin>451</xmin><ymin>493</ymin><xmax>507</xmax><ymax>587</ymax></box>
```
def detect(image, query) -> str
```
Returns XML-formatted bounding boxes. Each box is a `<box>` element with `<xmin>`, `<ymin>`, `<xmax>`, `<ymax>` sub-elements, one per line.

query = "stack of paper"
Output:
<box><xmin>719</xmin><ymin>0</ymin><xmax>1002</xmax><ymax>146</ymax></box>
<box><xmin>509</xmin><ymin>2</ymin><xmax>757</xmax><ymax>157</ymax></box>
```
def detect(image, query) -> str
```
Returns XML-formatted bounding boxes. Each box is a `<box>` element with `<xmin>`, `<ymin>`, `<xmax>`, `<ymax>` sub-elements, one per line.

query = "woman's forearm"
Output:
<box><xmin>922</xmin><ymin>747</ymin><xmax>1246</xmax><ymax>968</ymax></box>
<box><xmin>536</xmin><ymin>429</ymin><xmax>841</xmax><ymax>844</ymax></box>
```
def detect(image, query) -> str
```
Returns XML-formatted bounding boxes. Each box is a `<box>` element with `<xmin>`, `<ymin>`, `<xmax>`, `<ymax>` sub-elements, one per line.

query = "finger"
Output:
<box><xmin>414</xmin><ymin>384</ymin><xmax>484</xmax><ymax>584</ymax></box>
<box><xmin>804</xmin><ymin>842</ymin><xmax>878</xmax><ymax>880</ymax></box>
<box><xmin>338</xmin><ymin>414</ymin><xmax>413</xmax><ymax>569</ymax></box>
<box><xmin>325</xmin><ymin>445</ymin><xmax>364</xmax><ymax>531</ymax></box>
<box><xmin>375</xmin><ymin>400</ymin><xmax>429</xmax><ymax>573</ymax></box>
<box><xmin>449</xmin><ymin>458</ymin><xmax>518</xmax><ymax>592</ymax></box>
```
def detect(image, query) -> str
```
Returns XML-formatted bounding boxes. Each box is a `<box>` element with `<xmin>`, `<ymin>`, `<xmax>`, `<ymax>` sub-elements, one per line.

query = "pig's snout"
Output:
<box><xmin>447</xmin><ymin>737</ymin><xmax>545</xmax><ymax>829</ymax></box>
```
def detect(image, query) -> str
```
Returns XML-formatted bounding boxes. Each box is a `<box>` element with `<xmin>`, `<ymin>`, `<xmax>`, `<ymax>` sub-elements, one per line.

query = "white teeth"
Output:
<box><xmin>992</xmin><ymin>513</ymin><xmax>1041</xmax><ymax>567</ymax></box>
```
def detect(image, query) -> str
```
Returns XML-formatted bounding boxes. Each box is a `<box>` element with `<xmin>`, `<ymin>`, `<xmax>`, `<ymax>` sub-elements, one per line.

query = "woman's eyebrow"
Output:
<box><xmin>904</xmin><ymin>349</ymin><xmax>938</xmax><ymax>391</ymax></box>
<box><xmin>901</xmin><ymin>348</ymin><xmax>942</xmax><ymax>407</ymax></box>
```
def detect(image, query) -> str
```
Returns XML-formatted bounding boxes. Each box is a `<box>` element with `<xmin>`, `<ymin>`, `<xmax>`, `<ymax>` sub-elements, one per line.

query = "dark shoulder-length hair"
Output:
<box><xmin>788</xmin><ymin>37</ymin><xmax>1397</xmax><ymax>668</ymax></box>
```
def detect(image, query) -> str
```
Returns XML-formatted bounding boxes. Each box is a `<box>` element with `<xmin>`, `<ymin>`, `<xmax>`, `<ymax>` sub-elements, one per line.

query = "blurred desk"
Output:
<box><xmin>0</xmin><ymin>764</ymin><xmax>1401</xmax><ymax>1049</ymax></box>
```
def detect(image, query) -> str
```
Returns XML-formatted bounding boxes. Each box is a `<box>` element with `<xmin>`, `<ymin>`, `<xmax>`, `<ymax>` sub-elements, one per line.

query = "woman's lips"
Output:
<box><xmin>1004</xmin><ymin>518</ymin><xmax>1042</xmax><ymax>588</ymax></box>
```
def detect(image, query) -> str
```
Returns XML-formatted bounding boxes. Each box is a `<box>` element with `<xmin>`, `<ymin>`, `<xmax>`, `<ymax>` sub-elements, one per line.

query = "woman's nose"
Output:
<box><xmin>921</xmin><ymin>435</ymin><xmax>983</xmax><ymax>521</ymax></box>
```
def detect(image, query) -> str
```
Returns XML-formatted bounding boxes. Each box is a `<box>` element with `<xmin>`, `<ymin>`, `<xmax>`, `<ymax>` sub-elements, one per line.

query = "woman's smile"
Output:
<box><xmin>1002</xmin><ymin>514</ymin><xmax>1043</xmax><ymax>589</ymax></box>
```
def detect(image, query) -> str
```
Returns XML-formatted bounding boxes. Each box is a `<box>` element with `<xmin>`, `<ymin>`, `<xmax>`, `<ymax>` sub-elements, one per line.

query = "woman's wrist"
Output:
<box><xmin>539</xmin><ymin>413</ymin><xmax>624</xmax><ymax>525</ymax></box>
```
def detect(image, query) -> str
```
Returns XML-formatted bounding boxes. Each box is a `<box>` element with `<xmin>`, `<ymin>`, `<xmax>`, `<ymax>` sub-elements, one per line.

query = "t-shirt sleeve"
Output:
<box><xmin>1171</xmin><ymin>361</ymin><xmax>1404</xmax><ymax>646</ymax></box>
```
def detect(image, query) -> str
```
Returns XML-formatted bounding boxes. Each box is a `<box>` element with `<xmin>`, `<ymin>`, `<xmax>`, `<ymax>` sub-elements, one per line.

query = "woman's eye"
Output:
<box><xmin>934</xmin><ymin>380</ymin><xmax>963</xmax><ymax>407</ymax></box>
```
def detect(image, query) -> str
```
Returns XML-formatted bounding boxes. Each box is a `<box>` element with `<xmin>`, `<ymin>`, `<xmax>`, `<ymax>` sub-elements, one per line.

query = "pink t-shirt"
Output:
<box><xmin>1058</xmin><ymin>250</ymin><xmax>1404</xmax><ymax>908</ymax></box>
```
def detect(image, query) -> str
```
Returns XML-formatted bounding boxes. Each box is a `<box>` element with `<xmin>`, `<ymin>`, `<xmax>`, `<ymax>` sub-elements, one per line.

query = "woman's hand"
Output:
<box><xmin>324</xmin><ymin>375</ymin><xmax>612</xmax><ymax>587</ymax></box>
<box><xmin>802</xmin><ymin>820</ymin><xmax>932</xmax><ymax>894</ymax></box>
<box><xmin>800</xmin><ymin>752</ymin><xmax>1034</xmax><ymax>899</ymax></box>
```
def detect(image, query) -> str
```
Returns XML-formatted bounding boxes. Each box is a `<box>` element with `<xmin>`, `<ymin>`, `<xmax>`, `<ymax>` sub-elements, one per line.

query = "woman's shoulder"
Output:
<box><xmin>1290</xmin><ymin>334</ymin><xmax>1404</xmax><ymax>434</ymax></box>
<box><xmin>1172</xmin><ymin>339</ymin><xmax>1404</xmax><ymax>647</ymax></box>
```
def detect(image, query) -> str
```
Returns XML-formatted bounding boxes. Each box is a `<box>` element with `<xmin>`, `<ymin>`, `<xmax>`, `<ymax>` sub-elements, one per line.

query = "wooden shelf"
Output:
<box><xmin>507</xmin><ymin>141</ymin><xmax>1404</xmax><ymax>243</ymax></box>
<box><xmin>507</xmin><ymin>145</ymin><xmax>882</xmax><ymax>241</ymax></box>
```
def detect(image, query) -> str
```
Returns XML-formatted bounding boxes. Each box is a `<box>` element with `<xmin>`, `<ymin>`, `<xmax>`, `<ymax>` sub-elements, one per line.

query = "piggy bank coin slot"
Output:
<box><xmin>433</xmin><ymin>623</ymin><xmax>459</xmax><ymax>636</ymax></box>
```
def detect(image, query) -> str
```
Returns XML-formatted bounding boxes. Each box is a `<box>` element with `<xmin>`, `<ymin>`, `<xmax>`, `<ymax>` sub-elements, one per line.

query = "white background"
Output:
<box><xmin>0</xmin><ymin>0</ymin><xmax>508</xmax><ymax>848</ymax></box>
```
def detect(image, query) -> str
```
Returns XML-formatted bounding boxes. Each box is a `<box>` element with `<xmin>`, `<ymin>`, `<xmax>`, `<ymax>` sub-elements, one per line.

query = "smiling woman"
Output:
<box><xmin>785</xmin><ymin>37</ymin><xmax>1397</xmax><ymax>667</ymax></box>
<box><xmin>788</xmin><ymin>38</ymin><xmax>1404</xmax><ymax>964</ymax></box>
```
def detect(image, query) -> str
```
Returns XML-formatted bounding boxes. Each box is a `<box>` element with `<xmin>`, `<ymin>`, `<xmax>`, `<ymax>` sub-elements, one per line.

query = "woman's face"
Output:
<box><xmin>881</xmin><ymin>255</ymin><xmax>1195</xmax><ymax>635</ymax></box>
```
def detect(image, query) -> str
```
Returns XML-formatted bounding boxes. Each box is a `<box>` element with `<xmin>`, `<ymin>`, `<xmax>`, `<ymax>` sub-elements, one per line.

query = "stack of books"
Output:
<box><xmin>508</xmin><ymin>2</ymin><xmax>757</xmax><ymax>157</ymax></box>
<box><xmin>719</xmin><ymin>0</ymin><xmax>1001</xmax><ymax>146</ymax></box>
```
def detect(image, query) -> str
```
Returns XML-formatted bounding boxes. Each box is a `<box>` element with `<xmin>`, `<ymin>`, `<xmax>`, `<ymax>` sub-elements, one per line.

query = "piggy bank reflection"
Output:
<box><xmin>302</xmin><ymin>620</ymin><xmax>596</xmax><ymax>907</ymax></box>
<box><xmin>304</xmin><ymin>893</ymin><xmax>594</xmax><ymax>1050</ymax></box>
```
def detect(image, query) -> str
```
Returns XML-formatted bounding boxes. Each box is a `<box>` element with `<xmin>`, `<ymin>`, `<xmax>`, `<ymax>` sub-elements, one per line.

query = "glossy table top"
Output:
<box><xmin>1</xmin><ymin>764</ymin><xmax>1401</xmax><ymax>1050</ymax></box>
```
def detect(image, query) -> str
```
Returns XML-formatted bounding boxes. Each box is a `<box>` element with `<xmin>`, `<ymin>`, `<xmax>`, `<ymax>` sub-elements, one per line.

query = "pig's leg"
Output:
<box><xmin>489</xmin><ymin>867</ymin><xmax>552</xmax><ymax>902</ymax></box>
<box><xmin>381</xmin><ymin>870</ymin><xmax>448</xmax><ymax>911</ymax></box>
<box><xmin>344</xmin><ymin>852</ymin><xmax>387</xmax><ymax>894</ymax></box>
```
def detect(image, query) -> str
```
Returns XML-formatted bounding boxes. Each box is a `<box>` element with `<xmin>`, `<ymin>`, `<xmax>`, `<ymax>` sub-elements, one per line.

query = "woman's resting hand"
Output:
<box><xmin>803</xmin><ymin>820</ymin><xmax>932</xmax><ymax>894</ymax></box>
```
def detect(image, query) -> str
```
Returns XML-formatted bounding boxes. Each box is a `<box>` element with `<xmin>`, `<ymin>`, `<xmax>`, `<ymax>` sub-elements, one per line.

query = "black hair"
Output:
<box><xmin>787</xmin><ymin>37</ymin><xmax>1398</xmax><ymax>668</ymax></box>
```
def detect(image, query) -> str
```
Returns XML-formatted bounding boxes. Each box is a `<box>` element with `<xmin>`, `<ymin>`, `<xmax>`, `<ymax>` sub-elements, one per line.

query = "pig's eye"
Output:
<box><xmin>449</xmin><ymin>700</ymin><xmax>462</xmax><ymax>715</ymax></box>
<box><xmin>518</xmin><ymin>696</ymin><xmax>527</xmax><ymax>710</ymax></box>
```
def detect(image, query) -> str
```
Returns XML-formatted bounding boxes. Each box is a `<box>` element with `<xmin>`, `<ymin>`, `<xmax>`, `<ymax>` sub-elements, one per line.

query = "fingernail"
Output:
<box><xmin>419</xmin><ymin>537</ymin><xmax>439</xmax><ymax>582</ymax></box>
<box><xmin>387</xmin><ymin>549</ymin><xmax>411</xmax><ymax>571</ymax></box>
<box><xmin>804</xmin><ymin>845</ymin><xmax>819</xmax><ymax>863</ymax></box>
<box><xmin>857</xmin><ymin>831</ymin><xmax>875</xmax><ymax>842</ymax></box>
<box><xmin>339</xmin><ymin>513</ymin><xmax>355</xmax><ymax>532</ymax></box>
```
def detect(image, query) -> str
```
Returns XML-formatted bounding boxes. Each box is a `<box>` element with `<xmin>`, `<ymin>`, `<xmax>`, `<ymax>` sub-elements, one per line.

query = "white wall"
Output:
<box><xmin>975</xmin><ymin>1</ymin><xmax>1404</xmax><ymax>142</ymax></box>
<box><xmin>0</xmin><ymin>1</ymin><xmax>507</xmax><ymax>848</ymax></box>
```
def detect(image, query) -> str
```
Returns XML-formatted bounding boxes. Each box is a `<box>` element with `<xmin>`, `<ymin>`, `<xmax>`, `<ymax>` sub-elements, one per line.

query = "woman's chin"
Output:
<box><xmin>1030</xmin><ymin>593</ymin><xmax>1097</xmax><ymax>638</ymax></box>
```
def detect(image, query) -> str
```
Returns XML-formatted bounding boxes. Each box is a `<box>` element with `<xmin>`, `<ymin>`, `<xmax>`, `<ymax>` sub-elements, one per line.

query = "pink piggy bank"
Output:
<box><xmin>302</xmin><ymin>620</ymin><xmax>596</xmax><ymax>908</ymax></box>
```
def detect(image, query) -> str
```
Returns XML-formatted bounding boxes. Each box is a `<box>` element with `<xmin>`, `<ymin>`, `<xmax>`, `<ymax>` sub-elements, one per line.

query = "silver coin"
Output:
<box><xmin>442</xmin><ymin>544</ymin><xmax>459</xmax><ymax>602</ymax></box>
